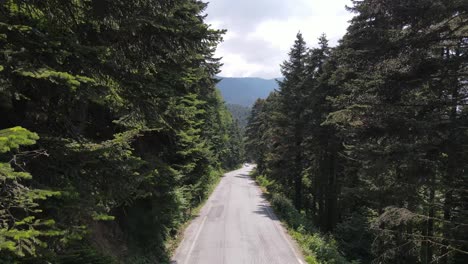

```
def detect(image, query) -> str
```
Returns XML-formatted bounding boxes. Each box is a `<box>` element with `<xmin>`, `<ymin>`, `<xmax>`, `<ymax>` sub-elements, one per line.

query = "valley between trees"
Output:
<box><xmin>245</xmin><ymin>1</ymin><xmax>468</xmax><ymax>263</ymax></box>
<box><xmin>0</xmin><ymin>0</ymin><xmax>467</xmax><ymax>264</ymax></box>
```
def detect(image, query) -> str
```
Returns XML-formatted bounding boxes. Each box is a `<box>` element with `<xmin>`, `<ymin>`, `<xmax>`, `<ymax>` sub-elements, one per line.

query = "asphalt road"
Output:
<box><xmin>172</xmin><ymin>165</ymin><xmax>305</xmax><ymax>264</ymax></box>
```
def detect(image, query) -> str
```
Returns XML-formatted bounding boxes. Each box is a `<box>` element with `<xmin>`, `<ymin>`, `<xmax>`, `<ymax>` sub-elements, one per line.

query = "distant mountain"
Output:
<box><xmin>226</xmin><ymin>104</ymin><xmax>251</xmax><ymax>130</ymax></box>
<box><xmin>216</xmin><ymin>77</ymin><xmax>280</xmax><ymax>107</ymax></box>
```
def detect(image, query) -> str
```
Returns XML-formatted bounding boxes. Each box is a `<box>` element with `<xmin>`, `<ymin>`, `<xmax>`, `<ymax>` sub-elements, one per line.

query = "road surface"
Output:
<box><xmin>172</xmin><ymin>165</ymin><xmax>305</xmax><ymax>264</ymax></box>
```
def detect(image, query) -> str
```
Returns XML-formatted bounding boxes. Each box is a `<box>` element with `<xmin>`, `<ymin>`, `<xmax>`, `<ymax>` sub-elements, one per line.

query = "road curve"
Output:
<box><xmin>171</xmin><ymin>165</ymin><xmax>305</xmax><ymax>264</ymax></box>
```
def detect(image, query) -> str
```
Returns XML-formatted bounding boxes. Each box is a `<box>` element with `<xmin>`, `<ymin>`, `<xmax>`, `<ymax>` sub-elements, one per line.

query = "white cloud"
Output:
<box><xmin>252</xmin><ymin>15</ymin><xmax>352</xmax><ymax>49</ymax></box>
<box><xmin>206</xmin><ymin>0</ymin><xmax>354</xmax><ymax>78</ymax></box>
<box><xmin>217</xmin><ymin>53</ymin><xmax>263</xmax><ymax>77</ymax></box>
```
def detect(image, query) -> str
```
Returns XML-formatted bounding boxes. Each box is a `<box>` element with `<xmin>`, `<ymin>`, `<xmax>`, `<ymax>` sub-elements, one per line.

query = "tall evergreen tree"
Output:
<box><xmin>325</xmin><ymin>0</ymin><xmax>468</xmax><ymax>262</ymax></box>
<box><xmin>301</xmin><ymin>34</ymin><xmax>343</xmax><ymax>232</ymax></box>
<box><xmin>0</xmin><ymin>127</ymin><xmax>60</xmax><ymax>259</ymax></box>
<box><xmin>271</xmin><ymin>32</ymin><xmax>308</xmax><ymax>209</ymax></box>
<box><xmin>246</xmin><ymin>1</ymin><xmax>468</xmax><ymax>263</ymax></box>
<box><xmin>0</xmin><ymin>0</ymin><xmax>243</xmax><ymax>262</ymax></box>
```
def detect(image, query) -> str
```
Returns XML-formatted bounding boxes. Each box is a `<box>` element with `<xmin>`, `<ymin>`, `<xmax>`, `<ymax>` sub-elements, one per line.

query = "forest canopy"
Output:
<box><xmin>0</xmin><ymin>0</ymin><xmax>243</xmax><ymax>263</ymax></box>
<box><xmin>246</xmin><ymin>0</ymin><xmax>468</xmax><ymax>263</ymax></box>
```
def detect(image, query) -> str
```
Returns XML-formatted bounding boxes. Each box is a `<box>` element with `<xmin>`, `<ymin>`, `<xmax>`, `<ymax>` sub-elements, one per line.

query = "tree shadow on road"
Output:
<box><xmin>253</xmin><ymin>204</ymin><xmax>279</xmax><ymax>221</ymax></box>
<box><xmin>234</xmin><ymin>173</ymin><xmax>251</xmax><ymax>179</ymax></box>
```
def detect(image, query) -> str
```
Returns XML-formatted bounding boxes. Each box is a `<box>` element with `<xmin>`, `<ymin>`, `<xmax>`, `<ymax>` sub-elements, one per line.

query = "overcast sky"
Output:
<box><xmin>205</xmin><ymin>0</ymin><xmax>354</xmax><ymax>79</ymax></box>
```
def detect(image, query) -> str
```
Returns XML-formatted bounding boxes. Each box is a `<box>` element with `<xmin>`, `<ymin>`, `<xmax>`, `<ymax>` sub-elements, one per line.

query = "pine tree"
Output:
<box><xmin>0</xmin><ymin>0</ymin><xmax>241</xmax><ymax>262</ymax></box>
<box><xmin>325</xmin><ymin>0</ymin><xmax>468</xmax><ymax>262</ymax></box>
<box><xmin>272</xmin><ymin>32</ymin><xmax>308</xmax><ymax>209</ymax></box>
<box><xmin>245</xmin><ymin>99</ymin><xmax>266</xmax><ymax>168</ymax></box>
<box><xmin>0</xmin><ymin>127</ymin><xmax>60</xmax><ymax>258</ymax></box>
<box><xmin>245</xmin><ymin>1</ymin><xmax>468</xmax><ymax>263</ymax></box>
<box><xmin>301</xmin><ymin>34</ymin><xmax>343</xmax><ymax>232</ymax></box>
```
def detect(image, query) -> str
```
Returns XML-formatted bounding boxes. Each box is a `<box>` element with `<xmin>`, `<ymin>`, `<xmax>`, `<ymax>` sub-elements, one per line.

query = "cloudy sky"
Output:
<box><xmin>205</xmin><ymin>0</ymin><xmax>354</xmax><ymax>79</ymax></box>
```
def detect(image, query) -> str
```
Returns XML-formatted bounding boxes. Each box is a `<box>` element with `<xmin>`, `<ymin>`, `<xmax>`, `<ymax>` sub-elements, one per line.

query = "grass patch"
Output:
<box><xmin>165</xmin><ymin>168</ymin><xmax>224</xmax><ymax>258</ymax></box>
<box><xmin>251</xmin><ymin>170</ymin><xmax>354</xmax><ymax>264</ymax></box>
<box><xmin>256</xmin><ymin>174</ymin><xmax>274</xmax><ymax>191</ymax></box>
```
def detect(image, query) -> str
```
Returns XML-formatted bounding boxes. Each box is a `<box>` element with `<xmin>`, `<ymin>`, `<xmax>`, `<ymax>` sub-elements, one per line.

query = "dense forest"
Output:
<box><xmin>0</xmin><ymin>0</ymin><xmax>243</xmax><ymax>263</ymax></box>
<box><xmin>226</xmin><ymin>104</ymin><xmax>251</xmax><ymax>130</ymax></box>
<box><xmin>246</xmin><ymin>0</ymin><xmax>468</xmax><ymax>263</ymax></box>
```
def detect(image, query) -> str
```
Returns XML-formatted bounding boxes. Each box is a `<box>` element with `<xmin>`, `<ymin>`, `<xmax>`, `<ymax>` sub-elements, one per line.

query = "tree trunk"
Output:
<box><xmin>441</xmin><ymin>44</ymin><xmax>461</xmax><ymax>264</ymax></box>
<box><xmin>421</xmin><ymin>173</ymin><xmax>435</xmax><ymax>264</ymax></box>
<box><xmin>326</xmin><ymin>150</ymin><xmax>338</xmax><ymax>232</ymax></box>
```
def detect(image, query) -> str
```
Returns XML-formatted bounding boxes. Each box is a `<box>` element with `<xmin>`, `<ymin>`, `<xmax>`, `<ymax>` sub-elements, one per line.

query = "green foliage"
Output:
<box><xmin>54</xmin><ymin>244</ymin><xmax>118</xmax><ymax>264</ymax></box>
<box><xmin>254</xmin><ymin>170</ymin><xmax>349</xmax><ymax>263</ymax></box>
<box><xmin>271</xmin><ymin>193</ymin><xmax>304</xmax><ymax>230</ymax></box>
<box><xmin>265</xmin><ymin>187</ymin><xmax>350</xmax><ymax>264</ymax></box>
<box><xmin>15</xmin><ymin>68</ymin><xmax>95</xmax><ymax>90</ymax></box>
<box><xmin>0</xmin><ymin>0</ymin><xmax>243</xmax><ymax>262</ymax></box>
<box><xmin>256</xmin><ymin>175</ymin><xmax>274</xmax><ymax>190</ymax></box>
<box><xmin>0</xmin><ymin>127</ymin><xmax>60</xmax><ymax>258</ymax></box>
<box><xmin>245</xmin><ymin>1</ymin><xmax>468</xmax><ymax>263</ymax></box>
<box><xmin>290</xmin><ymin>230</ymin><xmax>349</xmax><ymax>264</ymax></box>
<box><xmin>0</xmin><ymin>127</ymin><xmax>38</xmax><ymax>154</ymax></box>
<box><xmin>226</xmin><ymin>104</ymin><xmax>251</xmax><ymax>129</ymax></box>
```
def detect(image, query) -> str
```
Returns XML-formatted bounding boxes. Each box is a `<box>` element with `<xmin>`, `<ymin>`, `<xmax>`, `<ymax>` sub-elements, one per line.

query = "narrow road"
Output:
<box><xmin>172</xmin><ymin>165</ymin><xmax>305</xmax><ymax>264</ymax></box>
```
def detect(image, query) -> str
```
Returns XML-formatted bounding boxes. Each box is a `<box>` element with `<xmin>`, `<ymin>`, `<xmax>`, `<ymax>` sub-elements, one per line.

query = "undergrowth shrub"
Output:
<box><xmin>271</xmin><ymin>193</ymin><xmax>304</xmax><ymax>229</ymax></box>
<box><xmin>254</xmin><ymin>173</ymin><xmax>352</xmax><ymax>264</ymax></box>
<box><xmin>290</xmin><ymin>229</ymin><xmax>351</xmax><ymax>264</ymax></box>
<box><xmin>256</xmin><ymin>175</ymin><xmax>273</xmax><ymax>189</ymax></box>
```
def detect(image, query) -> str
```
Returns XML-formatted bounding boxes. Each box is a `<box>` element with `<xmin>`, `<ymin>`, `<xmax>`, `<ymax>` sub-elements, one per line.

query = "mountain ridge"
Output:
<box><xmin>216</xmin><ymin>76</ymin><xmax>280</xmax><ymax>106</ymax></box>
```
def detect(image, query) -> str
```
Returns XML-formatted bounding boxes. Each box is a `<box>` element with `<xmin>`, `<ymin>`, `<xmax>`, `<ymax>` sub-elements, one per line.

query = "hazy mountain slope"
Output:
<box><xmin>226</xmin><ymin>104</ymin><xmax>251</xmax><ymax>129</ymax></box>
<box><xmin>216</xmin><ymin>77</ymin><xmax>279</xmax><ymax>106</ymax></box>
